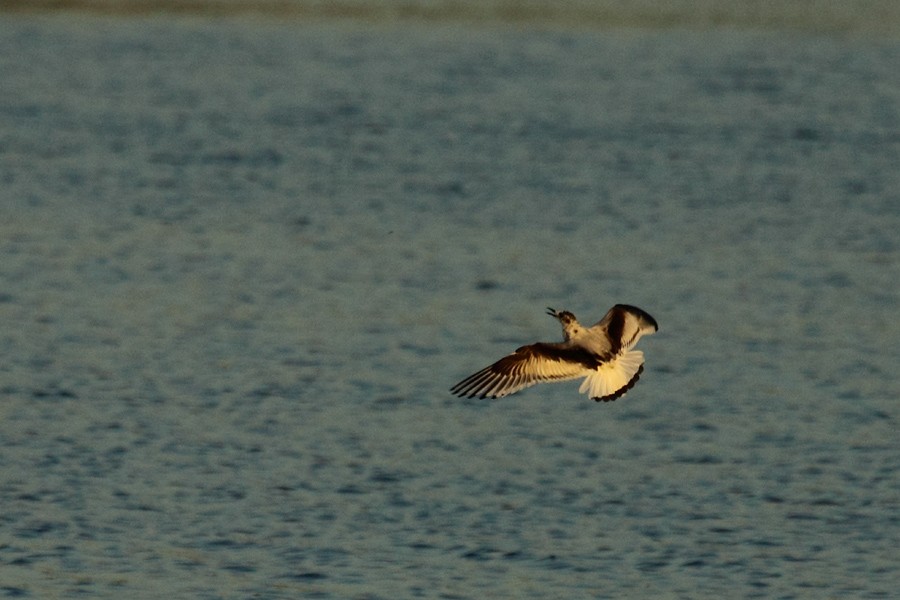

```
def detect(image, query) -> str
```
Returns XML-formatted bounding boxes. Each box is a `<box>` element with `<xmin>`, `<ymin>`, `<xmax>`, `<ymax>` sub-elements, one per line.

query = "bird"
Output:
<box><xmin>450</xmin><ymin>304</ymin><xmax>658</xmax><ymax>402</ymax></box>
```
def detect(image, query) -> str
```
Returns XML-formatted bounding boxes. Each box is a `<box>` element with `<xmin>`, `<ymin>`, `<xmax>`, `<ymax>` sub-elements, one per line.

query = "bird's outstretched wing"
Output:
<box><xmin>591</xmin><ymin>304</ymin><xmax>659</xmax><ymax>356</ymax></box>
<box><xmin>450</xmin><ymin>343</ymin><xmax>596</xmax><ymax>399</ymax></box>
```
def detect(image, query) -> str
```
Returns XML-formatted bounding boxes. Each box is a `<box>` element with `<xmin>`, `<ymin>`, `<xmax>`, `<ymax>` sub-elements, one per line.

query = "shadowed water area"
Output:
<box><xmin>1</xmin><ymin>9</ymin><xmax>898</xmax><ymax>599</ymax></box>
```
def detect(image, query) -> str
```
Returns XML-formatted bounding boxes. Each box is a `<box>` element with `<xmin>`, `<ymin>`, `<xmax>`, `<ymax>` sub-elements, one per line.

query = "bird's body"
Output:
<box><xmin>451</xmin><ymin>304</ymin><xmax>658</xmax><ymax>402</ymax></box>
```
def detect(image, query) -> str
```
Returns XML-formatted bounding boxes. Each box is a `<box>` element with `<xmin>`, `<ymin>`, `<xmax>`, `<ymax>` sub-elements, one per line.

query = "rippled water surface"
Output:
<box><xmin>1</xmin><ymin>15</ymin><xmax>898</xmax><ymax>599</ymax></box>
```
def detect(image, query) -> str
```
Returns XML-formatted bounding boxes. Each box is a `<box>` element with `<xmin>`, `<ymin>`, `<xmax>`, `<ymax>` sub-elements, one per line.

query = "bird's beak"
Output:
<box><xmin>546</xmin><ymin>307</ymin><xmax>558</xmax><ymax>318</ymax></box>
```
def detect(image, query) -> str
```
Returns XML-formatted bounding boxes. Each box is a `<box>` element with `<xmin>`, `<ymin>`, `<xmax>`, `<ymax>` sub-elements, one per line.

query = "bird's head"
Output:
<box><xmin>546</xmin><ymin>307</ymin><xmax>576</xmax><ymax>325</ymax></box>
<box><xmin>547</xmin><ymin>308</ymin><xmax>584</xmax><ymax>341</ymax></box>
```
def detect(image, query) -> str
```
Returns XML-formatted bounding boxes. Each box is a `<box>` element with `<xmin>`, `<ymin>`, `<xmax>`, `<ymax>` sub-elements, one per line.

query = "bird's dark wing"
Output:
<box><xmin>591</xmin><ymin>304</ymin><xmax>659</xmax><ymax>356</ymax></box>
<box><xmin>450</xmin><ymin>343</ymin><xmax>596</xmax><ymax>399</ymax></box>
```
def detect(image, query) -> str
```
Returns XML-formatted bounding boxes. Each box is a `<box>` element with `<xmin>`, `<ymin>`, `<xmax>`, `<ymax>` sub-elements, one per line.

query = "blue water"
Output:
<box><xmin>1</xmin><ymin>15</ymin><xmax>898</xmax><ymax>599</ymax></box>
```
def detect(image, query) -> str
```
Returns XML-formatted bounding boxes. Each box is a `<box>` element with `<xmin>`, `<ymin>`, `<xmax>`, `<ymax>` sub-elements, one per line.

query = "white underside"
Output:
<box><xmin>578</xmin><ymin>350</ymin><xmax>644</xmax><ymax>399</ymax></box>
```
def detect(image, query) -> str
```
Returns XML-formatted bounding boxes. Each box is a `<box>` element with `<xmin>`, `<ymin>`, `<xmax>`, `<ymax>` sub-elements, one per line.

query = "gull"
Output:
<box><xmin>451</xmin><ymin>304</ymin><xmax>658</xmax><ymax>402</ymax></box>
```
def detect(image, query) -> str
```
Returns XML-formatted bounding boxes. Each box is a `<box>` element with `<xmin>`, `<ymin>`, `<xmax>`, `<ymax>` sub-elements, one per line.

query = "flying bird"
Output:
<box><xmin>451</xmin><ymin>304</ymin><xmax>658</xmax><ymax>402</ymax></box>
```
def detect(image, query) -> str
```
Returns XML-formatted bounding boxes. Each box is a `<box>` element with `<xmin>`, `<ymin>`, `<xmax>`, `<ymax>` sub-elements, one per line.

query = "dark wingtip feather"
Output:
<box><xmin>614</xmin><ymin>304</ymin><xmax>658</xmax><ymax>332</ymax></box>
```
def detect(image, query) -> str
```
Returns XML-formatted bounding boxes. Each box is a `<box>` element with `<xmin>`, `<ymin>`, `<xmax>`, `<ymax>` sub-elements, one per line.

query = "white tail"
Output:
<box><xmin>579</xmin><ymin>350</ymin><xmax>645</xmax><ymax>401</ymax></box>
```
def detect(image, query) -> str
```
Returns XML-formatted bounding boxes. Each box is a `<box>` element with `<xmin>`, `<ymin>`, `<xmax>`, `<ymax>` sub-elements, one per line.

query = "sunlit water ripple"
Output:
<box><xmin>1</xmin><ymin>15</ymin><xmax>898</xmax><ymax>599</ymax></box>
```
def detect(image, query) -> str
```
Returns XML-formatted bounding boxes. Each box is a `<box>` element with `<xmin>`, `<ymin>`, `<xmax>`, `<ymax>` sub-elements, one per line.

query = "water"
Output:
<box><xmin>1</xmin><ymin>14</ymin><xmax>898</xmax><ymax>599</ymax></box>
